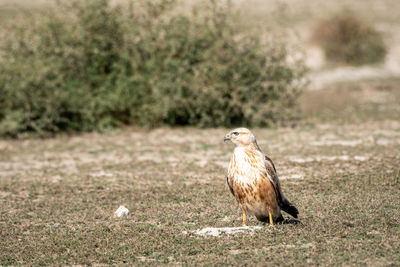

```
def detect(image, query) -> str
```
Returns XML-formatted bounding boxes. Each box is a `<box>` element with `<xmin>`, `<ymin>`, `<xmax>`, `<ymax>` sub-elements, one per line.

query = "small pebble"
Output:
<box><xmin>114</xmin><ymin>205</ymin><xmax>129</xmax><ymax>218</ymax></box>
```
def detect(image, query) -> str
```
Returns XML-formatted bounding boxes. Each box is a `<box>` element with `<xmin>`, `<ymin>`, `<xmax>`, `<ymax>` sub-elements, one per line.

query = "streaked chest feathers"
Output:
<box><xmin>228</xmin><ymin>147</ymin><xmax>266</xmax><ymax>185</ymax></box>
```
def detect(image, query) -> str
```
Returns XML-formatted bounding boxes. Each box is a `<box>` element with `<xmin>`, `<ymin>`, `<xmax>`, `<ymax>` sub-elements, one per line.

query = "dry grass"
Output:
<box><xmin>1</xmin><ymin>78</ymin><xmax>400</xmax><ymax>265</ymax></box>
<box><xmin>0</xmin><ymin>1</ymin><xmax>399</xmax><ymax>265</ymax></box>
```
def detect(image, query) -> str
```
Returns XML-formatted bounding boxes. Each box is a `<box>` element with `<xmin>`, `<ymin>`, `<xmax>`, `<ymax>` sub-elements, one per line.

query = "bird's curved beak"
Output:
<box><xmin>224</xmin><ymin>133</ymin><xmax>230</xmax><ymax>142</ymax></box>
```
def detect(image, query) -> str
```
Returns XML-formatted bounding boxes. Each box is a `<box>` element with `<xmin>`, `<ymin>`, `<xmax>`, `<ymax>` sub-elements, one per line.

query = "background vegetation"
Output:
<box><xmin>0</xmin><ymin>0</ymin><xmax>306</xmax><ymax>137</ymax></box>
<box><xmin>312</xmin><ymin>11</ymin><xmax>387</xmax><ymax>66</ymax></box>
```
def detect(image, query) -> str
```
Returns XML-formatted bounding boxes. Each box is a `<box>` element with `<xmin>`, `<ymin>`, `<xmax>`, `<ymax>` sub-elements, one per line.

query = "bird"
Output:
<box><xmin>224</xmin><ymin>128</ymin><xmax>298</xmax><ymax>227</ymax></box>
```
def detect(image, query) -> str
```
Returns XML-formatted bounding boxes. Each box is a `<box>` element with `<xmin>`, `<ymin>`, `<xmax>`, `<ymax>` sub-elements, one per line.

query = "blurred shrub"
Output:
<box><xmin>312</xmin><ymin>11</ymin><xmax>387</xmax><ymax>66</ymax></box>
<box><xmin>0</xmin><ymin>0</ymin><xmax>306</xmax><ymax>137</ymax></box>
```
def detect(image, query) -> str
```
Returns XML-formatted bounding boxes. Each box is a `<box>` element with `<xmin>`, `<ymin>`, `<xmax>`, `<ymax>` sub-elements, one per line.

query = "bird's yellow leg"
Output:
<box><xmin>242</xmin><ymin>211</ymin><xmax>247</xmax><ymax>227</ymax></box>
<box><xmin>268</xmin><ymin>212</ymin><xmax>274</xmax><ymax>228</ymax></box>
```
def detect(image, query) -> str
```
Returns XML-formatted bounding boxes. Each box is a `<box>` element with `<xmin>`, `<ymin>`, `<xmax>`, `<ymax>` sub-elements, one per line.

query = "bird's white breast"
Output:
<box><xmin>228</xmin><ymin>147</ymin><xmax>265</xmax><ymax>185</ymax></box>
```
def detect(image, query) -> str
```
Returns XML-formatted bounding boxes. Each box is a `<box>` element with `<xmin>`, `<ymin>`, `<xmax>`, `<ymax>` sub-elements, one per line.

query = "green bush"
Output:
<box><xmin>0</xmin><ymin>0</ymin><xmax>306</xmax><ymax>137</ymax></box>
<box><xmin>312</xmin><ymin>11</ymin><xmax>387</xmax><ymax>65</ymax></box>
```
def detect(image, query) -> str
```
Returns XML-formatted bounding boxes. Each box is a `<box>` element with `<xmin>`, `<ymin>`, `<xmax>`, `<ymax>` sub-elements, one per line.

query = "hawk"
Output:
<box><xmin>224</xmin><ymin>128</ymin><xmax>298</xmax><ymax>227</ymax></box>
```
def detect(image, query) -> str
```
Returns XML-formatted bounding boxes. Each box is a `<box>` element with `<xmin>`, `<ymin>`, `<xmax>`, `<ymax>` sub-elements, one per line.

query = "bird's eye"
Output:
<box><xmin>232</xmin><ymin>132</ymin><xmax>239</xmax><ymax>136</ymax></box>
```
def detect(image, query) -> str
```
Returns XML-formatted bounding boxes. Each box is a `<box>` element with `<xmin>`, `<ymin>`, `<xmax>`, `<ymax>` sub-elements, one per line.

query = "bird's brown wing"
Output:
<box><xmin>227</xmin><ymin>175</ymin><xmax>234</xmax><ymax>196</ymax></box>
<box><xmin>264</xmin><ymin>155</ymin><xmax>279</xmax><ymax>190</ymax></box>
<box><xmin>263</xmin><ymin>156</ymin><xmax>284</xmax><ymax>206</ymax></box>
<box><xmin>264</xmin><ymin>155</ymin><xmax>299</xmax><ymax>218</ymax></box>
<box><xmin>265</xmin><ymin>155</ymin><xmax>277</xmax><ymax>173</ymax></box>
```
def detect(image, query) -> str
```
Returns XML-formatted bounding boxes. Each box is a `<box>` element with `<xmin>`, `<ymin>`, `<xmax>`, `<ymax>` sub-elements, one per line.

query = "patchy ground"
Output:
<box><xmin>0</xmin><ymin>78</ymin><xmax>399</xmax><ymax>265</ymax></box>
<box><xmin>0</xmin><ymin>0</ymin><xmax>399</xmax><ymax>265</ymax></box>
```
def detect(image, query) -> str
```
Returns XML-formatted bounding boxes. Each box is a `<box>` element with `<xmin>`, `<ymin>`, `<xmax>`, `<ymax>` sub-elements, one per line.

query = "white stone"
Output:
<box><xmin>184</xmin><ymin>226</ymin><xmax>264</xmax><ymax>237</ymax></box>
<box><xmin>114</xmin><ymin>205</ymin><xmax>129</xmax><ymax>218</ymax></box>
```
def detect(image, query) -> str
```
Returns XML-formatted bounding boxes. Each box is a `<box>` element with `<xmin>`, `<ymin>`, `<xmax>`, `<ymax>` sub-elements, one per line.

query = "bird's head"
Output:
<box><xmin>224</xmin><ymin>128</ymin><xmax>256</xmax><ymax>147</ymax></box>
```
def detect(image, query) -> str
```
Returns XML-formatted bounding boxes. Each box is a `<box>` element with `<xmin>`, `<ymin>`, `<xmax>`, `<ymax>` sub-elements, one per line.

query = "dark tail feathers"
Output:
<box><xmin>280</xmin><ymin>199</ymin><xmax>299</xmax><ymax>218</ymax></box>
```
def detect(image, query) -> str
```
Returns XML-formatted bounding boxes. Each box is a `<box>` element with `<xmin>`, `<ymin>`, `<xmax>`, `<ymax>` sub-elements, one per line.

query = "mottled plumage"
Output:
<box><xmin>224</xmin><ymin>128</ymin><xmax>298</xmax><ymax>226</ymax></box>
